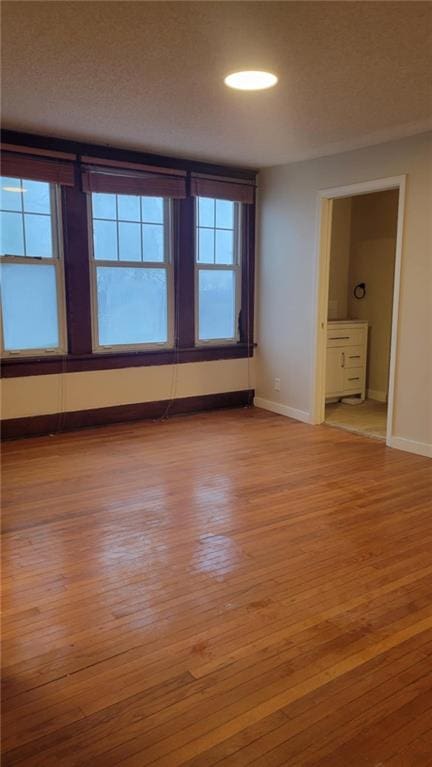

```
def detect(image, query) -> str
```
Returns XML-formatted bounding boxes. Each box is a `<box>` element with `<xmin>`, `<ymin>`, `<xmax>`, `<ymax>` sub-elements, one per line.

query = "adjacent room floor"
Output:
<box><xmin>325</xmin><ymin>398</ymin><xmax>388</xmax><ymax>440</ymax></box>
<box><xmin>2</xmin><ymin>408</ymin><xmax>432</xmax><ymax>766</ymax></box>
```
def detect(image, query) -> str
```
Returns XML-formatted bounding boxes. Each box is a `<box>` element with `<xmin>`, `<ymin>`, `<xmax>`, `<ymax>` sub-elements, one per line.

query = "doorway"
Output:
<box><xmin>313</xmin><ymin>176</ymin><xmax>406</xmax><ymax>447</ymax></box>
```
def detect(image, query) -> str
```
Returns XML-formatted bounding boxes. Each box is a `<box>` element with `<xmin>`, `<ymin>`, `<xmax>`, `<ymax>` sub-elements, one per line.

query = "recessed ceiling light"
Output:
<box><xmin>224</xmin><ymin>71</ymin><xmax>278</xmax><ymax>91</ymax></box>
<box><xmin>2</xmin><ymin>186</ymin><xmax>26</xmax><ymax>193</ymax></box>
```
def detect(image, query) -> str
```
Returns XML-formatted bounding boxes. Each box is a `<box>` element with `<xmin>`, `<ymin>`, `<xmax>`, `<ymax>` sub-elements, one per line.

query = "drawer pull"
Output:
<box><xmin>348</xmin><ymin>377</ymin><xmax>360</xmax><ymax>381</ymax></box>
<box><xmin>329</xmin><ymin>336</ymin><xmax>350</xmax><ymax>340</ymax></box>
<box><xmin>349</xmin><ymin>355</ymin><xmax>361</xmax><ymax>359</ymax></box>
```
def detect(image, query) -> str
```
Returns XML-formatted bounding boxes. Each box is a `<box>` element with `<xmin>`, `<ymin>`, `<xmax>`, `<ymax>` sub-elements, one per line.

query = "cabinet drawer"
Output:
<box><xmin>327</xmin><ymin>327</ymin><xmax>366</xmax><ymax>347</ymax></box>
<box><xmin>342</xmin><ymin>368</ymin><xmax>364</xmax><ymax>391</ymax></box>
<box><xmin>343</xmin><ymin>346</ymin><xmax>365</xmax><ymax>369</ymax></box>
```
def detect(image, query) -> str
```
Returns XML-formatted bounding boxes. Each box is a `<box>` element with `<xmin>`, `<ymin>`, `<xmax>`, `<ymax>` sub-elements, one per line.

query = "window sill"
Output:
<box><xmin>0</xmin><ymin>343</ymin><xmax>254</xmax><ymax>378</ymax></box>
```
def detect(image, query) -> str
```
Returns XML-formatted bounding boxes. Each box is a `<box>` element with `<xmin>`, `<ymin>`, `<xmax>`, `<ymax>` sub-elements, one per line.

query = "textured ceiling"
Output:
<box><xmin>1</xmin><ymin>1</ymin><xmax>431</xmax><ymax>168</ymax></box>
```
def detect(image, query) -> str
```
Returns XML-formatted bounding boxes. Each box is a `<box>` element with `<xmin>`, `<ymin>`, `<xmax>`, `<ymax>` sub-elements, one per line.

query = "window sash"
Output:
<box><xmin>195</xmin><ymin>200</ymin><xmax>242</xmax><ymax>345</ymax></box>
<box><xmin>195</xmin><ymin>264</ymin><xmax>241</xmax><ymax>345</ymax></box>
<box><xmin>87</xmin><ymin>196</ymin><xmax>174</xmax><ymax>351</ymax></box>
<box><xmin>196</xmin><ymin>200</ymin><xmax>240</xmax><ymax>266</ymax></box>
<box><xmin>0</xmin><ymin>185</ymin><xmax>67</xmax><ymax>356</ymax></box>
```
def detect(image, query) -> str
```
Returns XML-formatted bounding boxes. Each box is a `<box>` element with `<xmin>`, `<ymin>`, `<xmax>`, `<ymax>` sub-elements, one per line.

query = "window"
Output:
<box><xmin>1</xmin><ymin>139</ymin><xmax>255</xmax><ymax>377</ymax></box>
<box><xmin>195</xmin><ymin>197</ymin><xmax>240</xmax><ymax>343</ymax></box>
<box><xmin>0</xmin><ymin>176</ymin><xmax>65</xmax><ymax>355</ymax></box>
<box><xmin>89</xmin><ymin>192</ymin><xmax>173</xmax><ymax>349</ymax></box>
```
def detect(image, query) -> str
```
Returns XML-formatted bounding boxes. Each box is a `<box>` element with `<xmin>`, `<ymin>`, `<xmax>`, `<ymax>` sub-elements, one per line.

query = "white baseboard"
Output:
<box><xmin>254</xmin><ymin>398</ymin><xmax>431</xmax><ymax>457</ymax></box>
<box><xmin>367</xmin><ymin>389</ymin><xmax>388</xmax><ymax>403</ymax></box>
<box><xmin>387</xmin><ymin>436</ymin><xmax>432</xmax><ymax>459</ymax></box>
<box><xmin>254</xmin><ymin>397</ymin><xmax>313</xmax><ymax>424</ymax></box>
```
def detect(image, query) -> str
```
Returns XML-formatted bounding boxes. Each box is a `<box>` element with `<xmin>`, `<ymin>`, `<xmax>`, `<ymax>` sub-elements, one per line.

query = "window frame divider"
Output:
<box><xmin>61</xmin><ymin>171</ymin><xmax>93</xmax><ymax>355</ymax></box>
<box><xmin>175</xmin><ymin>196</ymin><xmax>196</xmax><ymax>349</ymax></box>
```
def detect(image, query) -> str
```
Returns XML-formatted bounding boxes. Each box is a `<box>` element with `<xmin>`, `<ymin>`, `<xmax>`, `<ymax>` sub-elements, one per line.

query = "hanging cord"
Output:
<box><xmin>55</xmin><ymin>178</ymin><xmax>181</xmax><ymax>433</ymax></box>
<box><xmin>50</xmin><ymin>189</ymin><xmax>252</xmax><ymax>432</ymax></box>
<box><xmin>157</xmin><ymin>199</ymin><xmax>182</xmax><ymax>422</ymax></box>
<box><xmin>244</xmin><ymin>201</ymin><xmax>253</xmax><ymax>408</ymax></box>
<box><xmin>158</xmin><ymin>194</ymin><xmax>255</xmax><ymax>422</ymax></box>
<box><xmin>55</xmin><ymin>348</ymin><xmax>67</xmax><ymax>435</ymax></box>
<box><xmin>55</xmin><ymin>160</ymin><xmax>85</xmax><ymax>437</ymax></box>
<box><xmin>55</xmin><ymin>184</ymin><xmax>69</xmax><ymax>436</ymax></box>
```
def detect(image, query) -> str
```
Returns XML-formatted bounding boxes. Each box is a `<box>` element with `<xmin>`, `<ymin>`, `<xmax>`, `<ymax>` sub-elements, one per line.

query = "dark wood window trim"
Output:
<box><xmin>176</xmin><ymin>196</ymin><xmax>196</xmax><ymax>349</ymax></box>
<box><xmin>62</xmin><ymin>169</ymin><xmax>93</xmax><ymax>355</ymax></box>
<box><xmin>0</xmin><ymin>344</ymin><xmax>254</xmax><ymax>378</ymax></box>
<box><xmin>0</xmin><ymin>130</ymin><xmax>256</xmax><ymax>379</ymax></box>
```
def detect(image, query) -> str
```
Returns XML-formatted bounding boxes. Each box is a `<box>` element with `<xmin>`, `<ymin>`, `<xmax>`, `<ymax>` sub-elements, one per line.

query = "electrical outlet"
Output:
<box><xmin>274</xmin><ymin>377</ymin><xmax>281</xmax><ymax>391</ymax></box>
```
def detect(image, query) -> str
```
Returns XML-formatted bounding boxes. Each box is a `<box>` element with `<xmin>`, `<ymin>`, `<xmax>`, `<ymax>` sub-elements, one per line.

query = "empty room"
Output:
<box><xmin>1</xmin><ymin>2</ymin><xmax>432</xmax><ymax>766</ymax></box>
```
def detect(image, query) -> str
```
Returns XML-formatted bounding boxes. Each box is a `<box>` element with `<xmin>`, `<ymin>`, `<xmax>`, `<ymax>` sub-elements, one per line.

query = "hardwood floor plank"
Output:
<box><xmin>383</xmin><ymin>729</ymin><xmax>432</xmax><ymax>767</ymax></box>
<box><xmin>180</xmin><ymin>643</ymin><xmax>432</xmax><ymax>766</ymax></box>
<box><xmin>2</xmin><ymin>408</ymin><xmax>431</xmax><ymax>766</ymax></box>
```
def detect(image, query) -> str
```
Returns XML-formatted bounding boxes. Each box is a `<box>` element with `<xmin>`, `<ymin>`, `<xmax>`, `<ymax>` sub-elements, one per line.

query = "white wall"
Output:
<box><xmin>348</xmin><ymin>190</ymin><xmax>398</xmax><ymax>399</ymax></box>
<box><xmin>0</xmin><ymin>358</ymin><xmax>254</xmax><ymax>419</ymax></box>
<box><xmin>327</xmin><ymin>197</ymin><xmax>351</xmax><ymax>320</ymax></box>
<box><xmin>256</xmin><ymin>132</ymin><xmax>432</xmax><ymax>454</ymax></box>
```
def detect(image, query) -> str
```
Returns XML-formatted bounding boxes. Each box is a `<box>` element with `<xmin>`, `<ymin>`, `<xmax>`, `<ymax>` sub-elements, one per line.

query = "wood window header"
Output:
<box><xmin>80</xmin><ymin>156</ymin><xmax>187</xmax><ymax>177</ymax></box>
<box><xmin>1</xmin><ymin>143</ymin><xmax>77</xmax><ymax>161</ymax></box>
<box><xmin>1</xmin><ymin>151</ymin><xmax>75</xmax><ymax>186</ymax></box>
<box><xmin>81</xmin><ymin>165</ymin><xmax>187</xmax><ymax>198</ymax></box>
<box><xmin>190</xmin><ymin>173</ymin><xmax>256</xmax><ymax>204</ymax></box>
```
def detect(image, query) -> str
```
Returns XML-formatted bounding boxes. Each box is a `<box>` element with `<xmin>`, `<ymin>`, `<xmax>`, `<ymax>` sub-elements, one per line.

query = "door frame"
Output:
<box><xmin>311</xmin><ymin>175</ymin><xmax>406</xmax><ymax>447</ymax></box>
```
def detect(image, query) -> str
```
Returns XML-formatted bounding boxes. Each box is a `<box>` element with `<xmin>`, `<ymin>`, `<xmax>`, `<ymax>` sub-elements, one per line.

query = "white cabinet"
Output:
<box><xmin>325</xmin><ymin>321</ymin><xmax>368</xmax><ymax>401</ymax></box>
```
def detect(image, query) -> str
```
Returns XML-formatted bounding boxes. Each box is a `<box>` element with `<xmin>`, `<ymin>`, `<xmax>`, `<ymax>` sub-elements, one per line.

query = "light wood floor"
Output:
<box><xmin>325</xmin><ymin>399</ymin><xmax>388</xmax><ymax>440</ymax></box>
<box><xmin>2</xmin><ymin>408</ymin><xmax>432</xmax><ymax>766</ymax></box>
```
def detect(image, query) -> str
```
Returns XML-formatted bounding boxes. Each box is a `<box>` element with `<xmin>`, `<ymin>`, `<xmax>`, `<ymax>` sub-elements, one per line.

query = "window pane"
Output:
<box><xmin>198</xmin><ymin>197</ymin><xmax>214</xmax><ymax>228</ymax></box>
<box><xmin>198</xmin><ymin>269</ymin><xmax>235</xmax><ymax>341</ymax></box>
<box><xmin>1</xmin><ymin>263</ymin><xmax>59</xmax><ymax>350</ymax></box>
<box><xmin>92</xmin><ymin>193</ymin><xmax>116</xmax><ymax>220</ymax></box>
<box><xmin>93</xmin><ymin>219</ymin><xmax>118</xmax><ymax>260</ymax></box>
<box><xmin>23</xmin><ymin>180</ymin><xmax>50</xmax><ymax>214</ymax></box>
<box><xmin>1</xmin><ymin>177</ymin><xmax>23</xmax><ymax>212</ymax></box>
<box><xmin>96</xmin><ymin>266</ymin><xmax>168</xmax><ymax>346</ymax></box>
<box><xmin>216</xmin><ymin>199</ymin><xmax>234</xmax><ymax>229</ymax></box>
<box><xmin>198</xmin><ymin>228</ymin><xmax>214</xmax><ymax>263</ymax></box>
<box><xmin>24</xmin><ymin>214</ymin><xmax>53</xmax><ymax>258</ymax></box>
<box><xmin>215</xmin><ymin>228</ymin><xmax>234</xmax><ymax>264</ymax></box>
<box><xmin>142</xmin><ymin>224</ymin><xmax>164</xmax><ymax>262</ymax></box>
<box><xmin>119</xmin><ymin>222</ymin><xmax>141</xmax><ymax>261</ymax></box>
<box><xmin>118</xmin><ymin>195</ymin><xmax>140</xmax><ymax>222</ymax></box>
<box><xmin>1</xmin><ymin>211</ymin><xmax>24</xmax><ymax>256</ymax></box>
<box><xmin>141</xmin><ymin>197</ymin><xmax>163</xmax><ymax>223</ymax></box>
